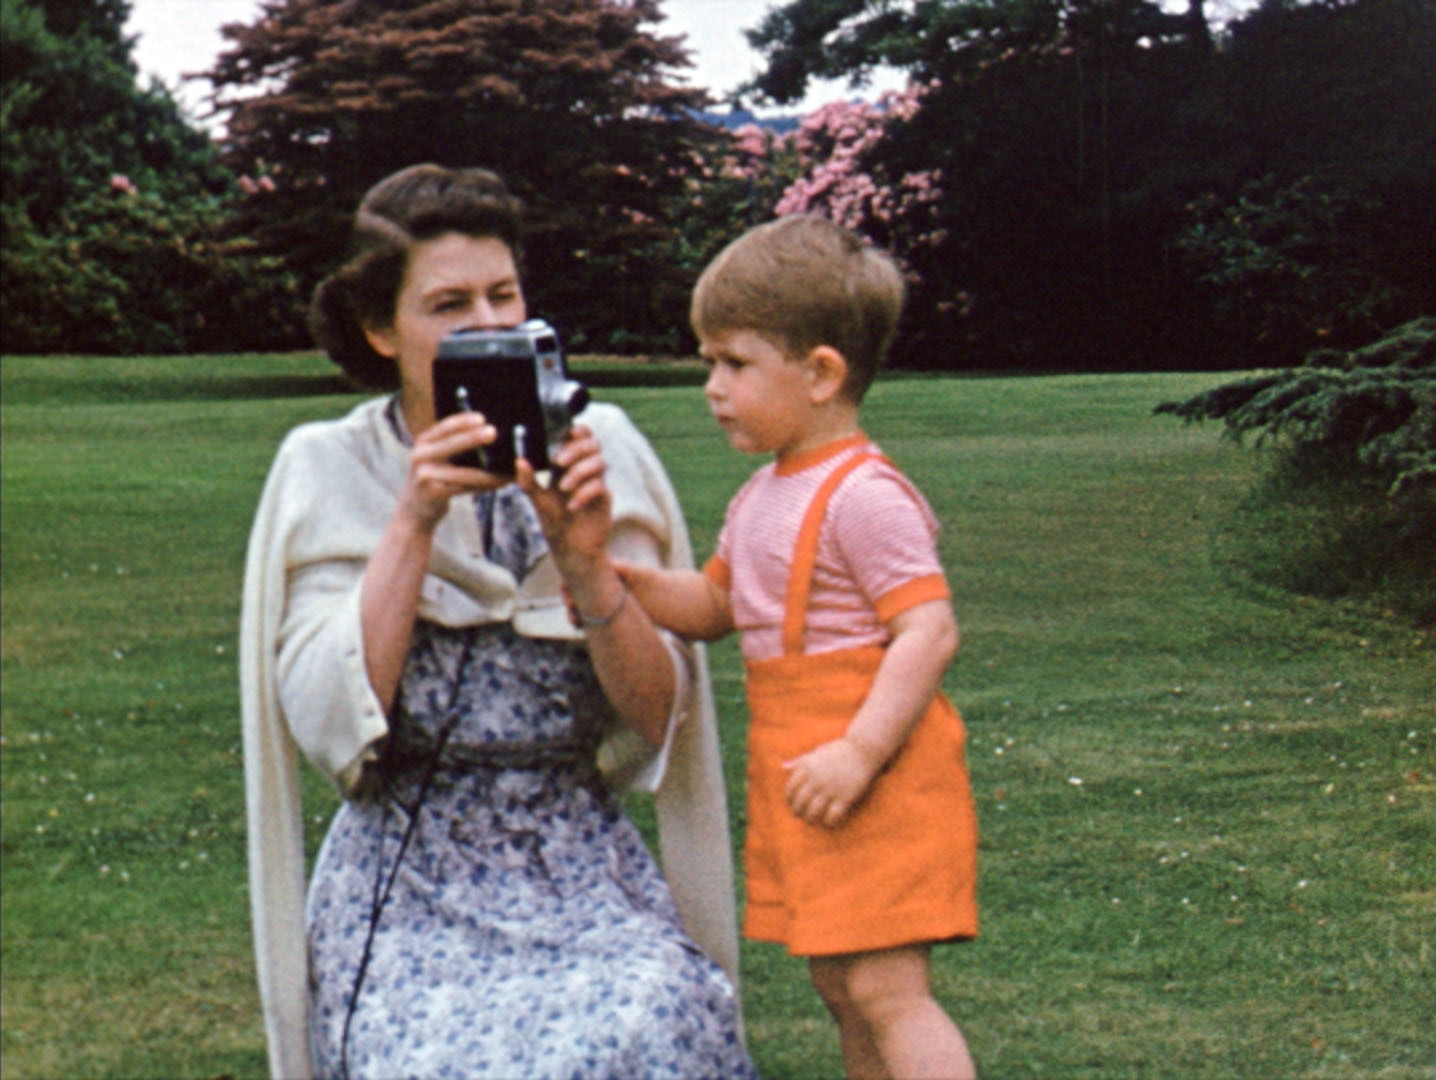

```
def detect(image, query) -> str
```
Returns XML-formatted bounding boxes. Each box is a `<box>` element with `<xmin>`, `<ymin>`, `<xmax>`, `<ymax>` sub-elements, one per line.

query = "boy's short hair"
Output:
<box><xmin>691</xmin><ymin>215</ymin><xmax>905</xmax><ymax>402</ymax></box>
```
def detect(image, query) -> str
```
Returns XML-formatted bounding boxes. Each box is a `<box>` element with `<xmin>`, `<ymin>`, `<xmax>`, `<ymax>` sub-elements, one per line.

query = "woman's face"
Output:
<box><xmin>364</xmin><ymin>231</ymin><xmax>527</xmax><ymax>428</ymax></box>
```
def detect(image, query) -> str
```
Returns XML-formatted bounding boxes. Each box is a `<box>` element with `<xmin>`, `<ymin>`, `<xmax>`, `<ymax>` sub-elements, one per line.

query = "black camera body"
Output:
<box><xmin>432</xmin><ymin>318</ymin><xmax>590</xmax><ymax>474</ymax></box>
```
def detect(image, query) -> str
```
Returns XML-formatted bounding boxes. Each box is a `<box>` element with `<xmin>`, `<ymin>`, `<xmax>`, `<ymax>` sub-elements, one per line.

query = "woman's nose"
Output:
<box><xmin>467</xmin><ymin>299</ymin><xmax>505</xmax><ymax>328</ymax></box>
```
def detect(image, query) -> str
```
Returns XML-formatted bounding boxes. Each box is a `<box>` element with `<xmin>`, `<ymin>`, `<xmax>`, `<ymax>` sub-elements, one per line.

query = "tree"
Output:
<box><xmin>733</xmin><ymin>0</ymin><xmax>1434</xmax><ymax>371</ymax></box>
<box><xmin>207</xmin><ymin>0</ymin><xmax>712</xmax><ymax>352</ymax></box>
<box><xmin>665</xmin><ymin>120</ymin><xmax>803</xmax><ymax>292</ymax></box>
<box><xmin>1</xmin><ymin>0</ymin><xmax>225</xmax><ymax>231</ymax></box>
<box><xmin>1187</xmin><ymin>0</ymin><xmax>1436</xmax><ymax>363</ymax></box>
<box><xmin>1</xmin><ymin>0</ymin><xmax>293</xmax><ymax>353</ymax></box>
<box><xmin>741</xmin><ymin>0</ymin><xmax>1210</xmax><ymax>105</ymax></box>
<box><xmin>1157</xmin><ymin>318</ymin><xmax>1435</xmax><ymax>623</ymax></box>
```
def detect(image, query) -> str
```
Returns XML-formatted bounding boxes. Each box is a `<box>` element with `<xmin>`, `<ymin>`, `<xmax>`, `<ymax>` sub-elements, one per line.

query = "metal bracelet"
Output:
<box><xmin>576</xmin><ymin>584</ymin><xmax>628</xmax><ymax>628</ymax></box>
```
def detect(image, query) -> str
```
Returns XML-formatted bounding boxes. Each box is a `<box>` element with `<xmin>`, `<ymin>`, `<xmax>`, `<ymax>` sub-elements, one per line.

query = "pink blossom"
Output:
<box><xmin>769</xmin><ymin>82</ymin><xmax>952</xmax><ymax>273</ymax></box>
<box><xmin>109</xmin><ymin>173</ymin><xmax>137</xmax><ymax>195</ymax></box>
<box><xmin>238</xmin><ymin>174</ymin><xmax>277</xmax><ymax>196</ymax></box>
<box><xmin>731</xmin><ymin>123</ymin><xmax>769</xmax><ymax>158</ymax></box>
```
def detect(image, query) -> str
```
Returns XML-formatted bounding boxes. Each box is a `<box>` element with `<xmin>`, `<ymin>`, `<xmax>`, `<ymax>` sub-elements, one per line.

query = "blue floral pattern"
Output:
<box><xmin>306</xmin><ymin>622</ymin><xmax>754</xmax><ymax>1079</ymax></box>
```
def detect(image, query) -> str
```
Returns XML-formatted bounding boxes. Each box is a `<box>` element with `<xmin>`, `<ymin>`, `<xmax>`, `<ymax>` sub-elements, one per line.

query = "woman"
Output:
<box><xmin>240</xmin><ymin>164</ymin><xmax>753</xmax><ymax>1079</ymax></box>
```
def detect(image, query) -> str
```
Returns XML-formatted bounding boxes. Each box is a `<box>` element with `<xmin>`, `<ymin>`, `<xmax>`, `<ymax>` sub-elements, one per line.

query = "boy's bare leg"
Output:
<box><xmin>810</xmin><ymin>956</ymin><xmax>890</xmax><ymax>1079</ymax></box>
<box><xmin>810</xmin><ymin>945</ymin><xmax>975</xmax><ymax>1080</ymax></box>
<box><xmin>815</xmin><ymin>959</ymin><xmax>890</xmax><ymax>1074</ymax></box>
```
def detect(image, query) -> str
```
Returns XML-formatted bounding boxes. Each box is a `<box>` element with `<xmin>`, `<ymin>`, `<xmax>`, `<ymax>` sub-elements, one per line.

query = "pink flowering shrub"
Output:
<box><xmin>2</xmin><ymin>174</ymin><xmax>301</xmax><ymax>354</ymax></box>
<box><xmin>235</xmin><ymin>173</ymin><xmax>277</xmax><ymax>197</ymax></box>
<box><xmin>666</xmin><ymin>88</ymin><xmax>972</xmax><ymax>356</ymax></box>
<box><xmin>772</xmin><ymin>87</ymin><xmax>950</xmax><ymax>280</ymax></box>
<box><xmin>667</xmin><ymin>120</ymin><xmax>804</xmax><ymax>282</ymax></box>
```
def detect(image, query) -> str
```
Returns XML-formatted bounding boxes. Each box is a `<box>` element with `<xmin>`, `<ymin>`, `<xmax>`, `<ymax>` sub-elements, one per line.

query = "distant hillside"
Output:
<box><xmin>692</xmin><ymin>107</ymin><xmax>800</xmax><ymax>134</ymax></box>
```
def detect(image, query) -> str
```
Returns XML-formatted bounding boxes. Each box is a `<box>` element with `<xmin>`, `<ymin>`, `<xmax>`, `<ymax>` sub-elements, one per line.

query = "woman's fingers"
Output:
<box><xmin>557</xmin><ymin>448</ymin><xmax>607</xmax><ymax>511</ymax></box>
<box><xmin>515</xmin><ymin>426</ymin><xmax>611</xmax><ymax>564</ymax></box>
<box><xmin>414</xmin><ymin>412</ymin><xmax>515</xmax><ymax>492</ymax></box>
<box><xmin>397</xmin><ymin>412</ymin><xmax>510</xmax><ymax>526</ymax></box>
<box><xmin>413</xmin><ymin>411</ymin><xmax>497</xmax><ymax>466</ymax></box>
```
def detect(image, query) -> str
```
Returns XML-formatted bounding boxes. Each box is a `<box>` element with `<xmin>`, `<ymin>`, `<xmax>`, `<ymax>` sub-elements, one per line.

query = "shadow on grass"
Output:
<box><xmin>2</xmin><ymin>359</ymin><xmax>712</xmax><ymax>407</ymax></box>
<box><xmin>8</xmin><ymin>372</ymin><xmax>360</xmax><ymax>406</ymax></box>
<box><xmin>575</xmin><ymin>365</ymin><xmax>708</xmax><ymax>389</ymax></box>
<box><xmin>2</xmin><ymin>354</ymin><xmax>1057</xmax><ymax>410</ymax></box>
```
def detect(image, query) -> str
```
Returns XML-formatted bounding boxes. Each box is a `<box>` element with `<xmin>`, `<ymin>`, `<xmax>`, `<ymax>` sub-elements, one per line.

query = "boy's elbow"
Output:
<box><xmin>936</xmin><ymin>618</ymin><xmax>960</xmax><ymax>664</ymax></box>
<box><xmin>946</xmin><ymin>610</ymin><xmax>961</xmax><ymax>655</ymax></box>
<box><xmin>890</xmin><ymin>599</ymin><xmax>958</xmax><ymax>665</ymax></box>
<box><xmin>920</xmin><ymin>602</ymin><xmax>960</xmax><ymax>664</ymax></box>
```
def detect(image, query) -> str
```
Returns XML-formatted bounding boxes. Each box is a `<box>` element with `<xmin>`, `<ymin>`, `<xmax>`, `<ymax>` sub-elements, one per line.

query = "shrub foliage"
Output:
<box><xmin>1157</xmin><ymin>319</ymin><xmax>1436</xmax><ymax>622</ymax></box>
<box><xmin>0</xmin><ymin>0</ymin><xmax>299</xmax><ymax>354</ymax></box>
<box><xmin>741</xmin><ymin>0</ymin><xmax>1436</xmax><ymax>371</ymax></box>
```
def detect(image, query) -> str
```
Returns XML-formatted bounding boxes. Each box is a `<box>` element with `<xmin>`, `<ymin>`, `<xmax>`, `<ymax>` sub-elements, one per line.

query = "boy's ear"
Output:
<box><xmin>362</xmin><ymin>321</ymin><xmax>397</xmax><ymax>359</ymax></box>
<box><xmin>805</xmin><ymin>345</ymin><xmax>849</xmax><ymax>404</ymax></box>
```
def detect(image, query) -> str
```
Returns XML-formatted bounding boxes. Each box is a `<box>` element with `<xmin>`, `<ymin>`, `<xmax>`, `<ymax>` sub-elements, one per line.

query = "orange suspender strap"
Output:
<box><xmin>781</xmin><ymin>451</ymin><xmax>887</xmax><ymax>657</ymax></box>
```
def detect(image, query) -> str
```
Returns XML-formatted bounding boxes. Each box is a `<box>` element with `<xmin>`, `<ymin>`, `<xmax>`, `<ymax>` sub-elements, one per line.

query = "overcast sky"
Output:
<box><xmin>124</xmin><ymin>0</ymin><xmax>905</xmax><ymax>123</ymax></box>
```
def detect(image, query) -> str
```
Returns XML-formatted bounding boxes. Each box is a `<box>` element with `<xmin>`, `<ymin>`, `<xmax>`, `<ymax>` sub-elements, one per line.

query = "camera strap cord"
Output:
<box><xmin>339</xmin><ymin>637</ymin><xmax>474</xmax><ymax>1080</ymax></box>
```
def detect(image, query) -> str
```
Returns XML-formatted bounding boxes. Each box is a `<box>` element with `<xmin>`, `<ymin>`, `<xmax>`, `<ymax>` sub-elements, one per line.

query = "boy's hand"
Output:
<box><xmin>611</xmin><ymin>558</ymin><xmax>661</xmax><ymax>593</ymax></box>
<box><xmin>613</xmin><ymin>560</ymin><xmax>735</xmax><ymax>642</ymax></box>
<box><xmin>783</xmin><ymin>736</ymin><xmax>887</xmax><ymax>828</ymax></box>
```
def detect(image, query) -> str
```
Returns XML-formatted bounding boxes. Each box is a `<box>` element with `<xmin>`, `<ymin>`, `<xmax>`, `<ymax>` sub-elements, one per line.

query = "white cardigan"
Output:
<box><xmin>239</xmin><ymin>396</ymin><xmax>739</xmax><ymax>1079</ymax></box>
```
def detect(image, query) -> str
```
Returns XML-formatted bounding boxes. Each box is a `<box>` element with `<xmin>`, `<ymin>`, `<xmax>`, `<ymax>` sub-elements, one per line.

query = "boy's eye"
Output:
<box><xmin>701</xmin><ymin>351</ymin><xmax>744</xmax><ymax>371</ymax></box>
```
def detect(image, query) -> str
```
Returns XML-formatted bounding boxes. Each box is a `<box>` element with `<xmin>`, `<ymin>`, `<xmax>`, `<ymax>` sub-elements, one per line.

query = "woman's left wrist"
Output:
<box><xmin>560</xmin><ymin>557</ymin><xmax>623</xmax><ymax>617</ymax></box>
<box><xmin>568</xmin><ymin>581</ymin><xmax>628</xmax><ymax>629</ymax></box>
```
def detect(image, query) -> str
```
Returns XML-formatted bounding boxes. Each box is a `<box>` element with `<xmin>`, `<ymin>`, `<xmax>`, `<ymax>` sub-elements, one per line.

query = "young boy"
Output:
<box><xmin>619</xmin><ymin>215</ymin><xmax>979</xmax><ymax>1079</ymax></box>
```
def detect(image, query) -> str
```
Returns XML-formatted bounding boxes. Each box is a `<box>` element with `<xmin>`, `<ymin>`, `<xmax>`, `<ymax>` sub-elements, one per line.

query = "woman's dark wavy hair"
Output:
<box><xmin>308</xmin><ymin>165</ymin><xmax>525</xmax><ymax>389</ymax></box>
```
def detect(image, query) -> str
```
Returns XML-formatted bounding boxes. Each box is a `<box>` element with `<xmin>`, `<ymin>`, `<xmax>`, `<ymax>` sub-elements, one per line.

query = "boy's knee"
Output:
<box><xmin>808</xmin><ymin>957</ymin><xmax>854</xmax><ymax>1012</ymax></box>
<box><xmin>817</xmin><ymin>949</ymin><xmax>935</xmax><ymax>1023</ymax></box>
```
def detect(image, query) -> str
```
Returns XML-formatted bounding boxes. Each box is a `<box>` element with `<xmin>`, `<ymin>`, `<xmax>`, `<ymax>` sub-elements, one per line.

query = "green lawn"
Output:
<box><xmin>2</xmin><ymin>353</ymin><xmax>1431</xmax><ymax>1078</ymax></box>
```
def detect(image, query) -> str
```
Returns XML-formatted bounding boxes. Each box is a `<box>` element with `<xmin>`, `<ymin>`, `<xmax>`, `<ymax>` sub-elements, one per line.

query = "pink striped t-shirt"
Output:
<box><xmin>704</xmin><ymin>434</ymin><xmax>950</xmax><ymax>664</ymax></box>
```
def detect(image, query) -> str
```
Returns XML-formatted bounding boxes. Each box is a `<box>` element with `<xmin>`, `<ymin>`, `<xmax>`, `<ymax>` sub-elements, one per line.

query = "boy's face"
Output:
<box><xmin>699</xmin><ymin>328</ymin><xmax>816</xmax><ymax>457</ymax></box>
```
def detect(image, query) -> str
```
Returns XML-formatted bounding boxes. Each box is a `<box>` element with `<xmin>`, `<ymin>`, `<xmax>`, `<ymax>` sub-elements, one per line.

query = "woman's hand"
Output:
<box><xmin>519</xmin><ymin>426</ymin><xmax>675</xmax><ymax>745</ymax></box>
<box><xmin>398</xmin><ymin>411</ymin><xmax>507</xmax><ymax>530</ymax></box>
<box><xmin>362</xmin><ymin>410</ymin><xmax>506</xmax><ymax>710</ymax></box>
<box><xmin>516</xmin><ymin>424</ymin><xmax>611</xmax><ymax>574</ymax></box>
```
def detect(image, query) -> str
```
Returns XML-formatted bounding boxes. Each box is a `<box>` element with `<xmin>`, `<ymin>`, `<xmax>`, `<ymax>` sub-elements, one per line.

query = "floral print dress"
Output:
<box><xmin>304</xmin><ymin>488</ymin><xmax>754</xmax><ymax>1080</ymax></box>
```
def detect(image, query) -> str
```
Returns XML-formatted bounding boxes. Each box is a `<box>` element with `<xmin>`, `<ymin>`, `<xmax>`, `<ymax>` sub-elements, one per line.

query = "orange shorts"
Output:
<box><xmin>742</xmin><ymin>645</ymin><xmax>979</xmax><ymax>956</ymax></box>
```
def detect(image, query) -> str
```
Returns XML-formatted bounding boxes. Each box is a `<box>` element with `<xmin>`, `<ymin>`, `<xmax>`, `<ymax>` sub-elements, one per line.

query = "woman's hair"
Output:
<box><xmin>308</xmin><ymin>164</ymin><xmax>525</xmax><ymax>389</ymax></box>
<box><xmin>691</xmin><ymin>215</ymin><xmax>904</xmax><ymax>403</ymax></box>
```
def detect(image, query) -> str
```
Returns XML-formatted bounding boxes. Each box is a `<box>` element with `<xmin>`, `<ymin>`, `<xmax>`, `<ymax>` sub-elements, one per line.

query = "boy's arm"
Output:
<box><xmin>784</xmin><ymin>598</ymin><xmax>959</xmax><ymax>828</ymax></box>
<box><xmin>616</xmin><ymin>561</ymin><xmax>735</xmax><ymax>641</ymax></box>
